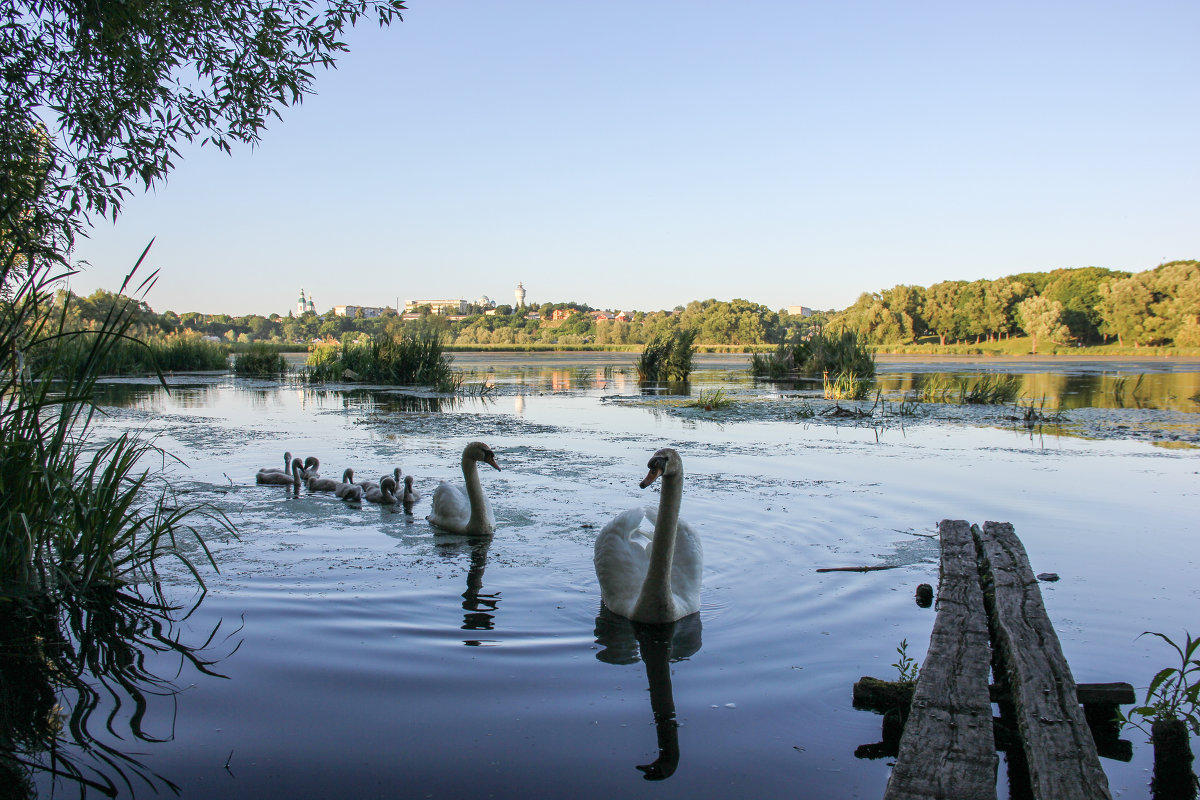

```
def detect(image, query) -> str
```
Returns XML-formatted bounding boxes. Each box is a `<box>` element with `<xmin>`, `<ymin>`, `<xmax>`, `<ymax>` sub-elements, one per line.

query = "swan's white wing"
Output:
<box><xmin>640</xmin><ymin>504</ymin><xmax>703</xmax><ymax>617</ymax></box>
<box><xmin>426</xmin><ymin>481</ymin><xmax>470</xmax><ymax>532</ymax></box>
<box><xmin>594</xmin><ymin>508</ymin><xmax>651</xmax><ymax>619</ymax></box>
<box><xmin>670</xmin><ymin>518</ymin><xmax>703</xmax><ymax>617</ymax></box>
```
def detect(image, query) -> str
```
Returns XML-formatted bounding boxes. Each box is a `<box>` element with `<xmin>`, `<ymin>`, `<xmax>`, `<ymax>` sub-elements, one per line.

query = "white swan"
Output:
<box><xmin>365</xmin><ymin>476</ymin><xmax>398</xmax><ymax>505</ymax></box>
<box><xmin>594</xmin><ymin>448</ymin><xmax>703</xmax><ymax>623</ymax></box>
<box><xmin>308</xmin><ymin>468</ymin><xmax>353</xmax><ymax>493</ymax></box>
<box><xmin>256</xmin><ymin>451</ymin><xmax>293</xmax><ymax>478</ymax></box>
<box><xmin>257</xmin><ymin>457</ymin><xmax>303</xmax><ymax>487</ymax></box>
<box><xmin>426</xmin><ymin>442</ymin><xmax>501</xmax><ymax>535</ymax></box>
<box><xmin>401</xmin><ymin>474</ymin><xmax>421</xmax><ymax>504</ymax></box>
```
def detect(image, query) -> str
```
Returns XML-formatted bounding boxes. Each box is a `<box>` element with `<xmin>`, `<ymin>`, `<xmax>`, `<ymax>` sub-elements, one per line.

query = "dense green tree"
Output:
<box><xmin>923</xmin><ymin>281</ymin><xmax>969</xmax><ymax>345</ymax></box>
<box><xmin>1041</xmin><ymin>267</ymin><xmax>1129</xmax><ymax>342</ymax></box>
<box><xmin>2</xmin><ymin>0</ymin><xmax>407</xmax><ymax>262</ymax></box>
<box><xmin>1016</xmin><ymin>296</ymin><xmax>1070</xmax><ymax>354</ymax></box>
<box><xmin>981</xmin><ymin>278</ymin><xmax>1028</xmax><ymax>340</ymax></box>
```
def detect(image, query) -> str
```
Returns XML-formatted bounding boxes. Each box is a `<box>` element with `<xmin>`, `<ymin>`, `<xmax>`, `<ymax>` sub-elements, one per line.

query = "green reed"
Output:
<box><xmin>751</xmin><ymin>329</ymin><xmax>876</xmax><ymax>380</ymax></box>
<box><xmin>1</xmin><ymin>234</ymin><xmax>230</xmax><ymax>594</ymax></box>
<box><xmin>305</xmin><ymin>330</ymin><xmax>460</xmax><ymax>392</ymax></box>
<box><xmin>688</xmin><ymin>388</ymin><xmax>734</xmax><ymax>409</ymax></box>
<box><xmin>636</xmin><ymin>328</ymin><xmax>696</xmax><ymax>382</ymax></box>
<box><xmin>823</xmin><ymin>370</ymin><xmax>873</xmax><ymax>400</ymax></box>
<box><xmin>917</xmin><ymin>373</ymin><xmax>1021</xmax><ymax>404</ymax></box>
<box><xmin>233</xmin><ymin>344</ymin><xmax>287</xmax><ymax>378</ymax></box>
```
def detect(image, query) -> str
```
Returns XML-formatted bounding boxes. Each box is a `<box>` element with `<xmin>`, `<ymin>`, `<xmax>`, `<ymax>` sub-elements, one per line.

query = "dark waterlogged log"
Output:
<box><xmin>883</xmin><ymin>520</ymin><xmax>997</xmax><ymax>800</ymax></box>
<box><xmin>852</xmin><ymin>676</ymin><xmax>915</xmax><ymax>714</ymax></box>
<box><xmin>1152</xmin><ymin>718</ymin><xmax>1197</xmax><ymax>800</ymax></box>
<box><xmin>975</xmin><ymin>521</ymin><xmax>1113</xmax><ymax>800</ymax></box>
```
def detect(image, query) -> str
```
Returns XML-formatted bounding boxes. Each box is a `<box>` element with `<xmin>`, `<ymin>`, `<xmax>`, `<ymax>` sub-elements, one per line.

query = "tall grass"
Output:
<box><xmin>1</xmin><ymin>234</ymin><xmax>230</xmax><ymax>594</ymax></box>
<box><xmin>636</xmin><ymin>329</ymin><xmax>696</xmax><ymax>382</ymax></box>
<box><xmin>823</xmin><ymin>370</ymin><xmax>873</xmax><ymax>400</ymax></box>
<box><xmin>25</xmin><ymin>321</ymin><xmax>229</xmax><ymax>376</ymax></box>
<box><xmin>233</xmin><ymin>344</ymin><xmax>287</xmax><ymax>378</ymax></box>
<box><xmin>751</xmin><ymin>330</ymin><xmax>876</xmax><ymax>380</ymax></box>
<box><xmin>305</xmin><ymin>330</ymin><xmax>460</xmax><ymax>392</ymax></box>
<box><xmin>916</xmin><ymin>373</ymin><xmax>1022</xmax><ymax>404</ymax></box>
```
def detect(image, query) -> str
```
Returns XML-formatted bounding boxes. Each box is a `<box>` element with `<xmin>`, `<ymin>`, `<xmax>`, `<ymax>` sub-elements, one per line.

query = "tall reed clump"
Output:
<box><xmin>917</xmin><ymin>373</ymin><xmax>1022</xmax><ymax>404</ymax></box>
<box><xmin>304</xmin><ymin>330</ymin><xmax>460</xmax><ymax>392</ymax></box>
<box><xmin>636</xmin><ymin>328</ymin><xmax>696</xmax><ymax>382</ymax></box>
<box><xmin>1</xmin><ymin>237</ymin><xmax>230</xmax><ymax>596</ymax></box>
<box><xmin>25</xmin><ymin>324</ymin><xmax>228</xmax><ymax>375</ymax></box>
<box><xmin>750</xmin><ymin>330</ymin><xmax>876</xmax><ymax>381</ymax></box>
<box><xmin>823</xmin><ymin>370</ymin><xmax>873</xmax><ymax>400</ymax></box>
<box><xmin>233</xmin><ymin>344</ymin><xmax>287</xmax><ymax>378</ymax></box>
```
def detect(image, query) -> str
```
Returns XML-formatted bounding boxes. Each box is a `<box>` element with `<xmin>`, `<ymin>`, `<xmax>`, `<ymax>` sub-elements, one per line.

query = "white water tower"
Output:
<box><xmin>514</xmin><ymin>282</ymin><xmax>526</xmax><ymax>308</ymax></box>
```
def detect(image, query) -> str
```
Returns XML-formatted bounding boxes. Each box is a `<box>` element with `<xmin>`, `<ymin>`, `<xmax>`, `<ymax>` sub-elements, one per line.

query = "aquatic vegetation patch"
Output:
<box><xmin>636</xmin><ymin>328</ymin><xmax>697</xmax><ymax>382</ymax></box>
<box><xmin>823</xmin><ymin>370</ymin><xmax>874</xmax><ymax>400</ymax></box>
<box><xmin>688</xmin><ymin>388</ymin><xmax>734</xmax><ymax>409</ymax></box>
<box><xmin>751</xmin><ymin>330</ymin><xmax>877</xmax><ymax>380</ymax></box>
<box><xmin>233</xmin><ymin>345</ymin><xmax>287</xmax><ymax>378</ymax></box>
<box><xmin>305</xmin><ymin>331</ymin><xmax>460</xmax><ymax>392</ymax></box>
<box><xmin>917</xmin><ymin>373</ymin><xmax>1021</xmax><ymax>404</ymax></box>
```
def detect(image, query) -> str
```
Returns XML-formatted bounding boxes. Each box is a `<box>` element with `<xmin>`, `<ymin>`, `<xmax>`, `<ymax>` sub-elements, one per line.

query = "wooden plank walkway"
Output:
<box><xmin>883</xmin><ymin>520</ymin><xmax>997</xmax><ymax>800</ymax></box>
<box><xmin>976</xmin><ymin>521</ymin><xmax>1112</xmax><ymax>800</ymax></box>
<box><xmin>880</xmin><ymin>520</ymin><xmax>1115</xmax><ymax>800</ymax></box>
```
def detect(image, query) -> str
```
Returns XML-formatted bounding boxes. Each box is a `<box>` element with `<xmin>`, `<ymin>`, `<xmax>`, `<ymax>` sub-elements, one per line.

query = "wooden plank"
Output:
<box><xmin>883</xmin><ymin>520</ymin><xmax>997</xmax><ymax>800</ymax></box>
<box><xmin>975</xmin><ymin>521</ymin><xmax>1112</xmax><ymax>800</ymax></box>
<box><xmin>987</xmin><ymin>681</ymin><xmax>1136</xmax><ymax>706</ymax></box>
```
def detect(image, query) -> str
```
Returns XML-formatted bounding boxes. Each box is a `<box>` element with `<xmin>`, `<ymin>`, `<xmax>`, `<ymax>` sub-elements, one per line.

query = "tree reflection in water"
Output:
<box><xmin>0</xmin><ymin>586</ymin><xmax>239</xmax><ymax>797</ymax></box>
<box><xmin>436</xmin><ymin>536</ymin><xmax>500</xmax><ymax>645</ymax></box>
<box><xmin>593</xmin><ymin>607</ymin><xmax>702</xmax><ymax>781</ymax></box>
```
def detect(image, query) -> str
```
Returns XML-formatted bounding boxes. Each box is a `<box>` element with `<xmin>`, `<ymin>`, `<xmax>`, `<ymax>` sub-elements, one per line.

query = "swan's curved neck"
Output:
<box><xmin>633</xmin><ymin>471</ymin><xmax>682</xmax><ymax>621</ymax></box>
<box><xmin>462</xmin><ymin>455</ymin><xmax>493</xmax><ymax>535</ymax></box>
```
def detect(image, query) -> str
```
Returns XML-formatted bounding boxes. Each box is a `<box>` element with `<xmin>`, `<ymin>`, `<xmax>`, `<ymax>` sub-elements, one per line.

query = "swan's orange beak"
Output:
<box><xmin>484</xmin><ymin>454</ymin><xmax>501</xmax><ymax>471</ymax></box>
<box><xmin>639</xmin><ymin>466</ymin><xmax>663</xmax><ymax>489</ymax></box>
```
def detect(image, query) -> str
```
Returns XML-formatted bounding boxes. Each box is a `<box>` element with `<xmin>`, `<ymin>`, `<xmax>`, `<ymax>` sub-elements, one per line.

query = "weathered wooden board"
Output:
<box><xmin>974</xmin><ymin>521</ymin><xmax>1112</xmax><ymax>800</ymax></box>
<box><xmin>883</xmin><ymin>520</ymin><xmax>997</xmax><ymax>800</ymax></box>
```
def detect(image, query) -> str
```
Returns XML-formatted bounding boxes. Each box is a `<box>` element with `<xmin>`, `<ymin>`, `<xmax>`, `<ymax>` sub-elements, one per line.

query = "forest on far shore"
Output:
<box><xmin>56</xmin><ymin>259</ymin><xmax>1199</xmax><ymax>353</ymax></box>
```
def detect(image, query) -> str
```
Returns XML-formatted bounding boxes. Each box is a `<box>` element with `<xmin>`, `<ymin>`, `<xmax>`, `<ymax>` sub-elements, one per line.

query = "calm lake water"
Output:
<box><xmin>24</xmin><ymin>353</ymin><xmax>1200</xmax><ymax>799</ymax></box>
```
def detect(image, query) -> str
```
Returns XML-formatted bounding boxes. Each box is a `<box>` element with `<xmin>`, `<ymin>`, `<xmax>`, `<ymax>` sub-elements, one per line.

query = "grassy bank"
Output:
<box><xmin>875</xmin><ymin>336</ymin><xmax>1200</xmax><ymax>358</ymax></box>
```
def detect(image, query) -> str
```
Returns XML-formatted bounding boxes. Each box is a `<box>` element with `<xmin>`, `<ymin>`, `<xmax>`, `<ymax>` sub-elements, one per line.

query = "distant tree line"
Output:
<box><xmin>53</xmin><ymin>293</ymin><xmax>819</xmax><ymax>348</ymax></box>
<box><xmin>55</xmin><ymin>260</ymin><xmax>1198</xmax><ymax>350</ymax></box>
<box><xmin>827</xmin><ymin>261</ymin><xmax>1200</xmax><ymax>349</ymax></box>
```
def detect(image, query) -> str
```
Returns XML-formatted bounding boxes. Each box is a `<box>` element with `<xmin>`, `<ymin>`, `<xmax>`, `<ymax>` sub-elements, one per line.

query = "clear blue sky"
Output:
<box><xmin>69</xmin><ymin>0</ymin><xmax>1199</xmax><ymax>318</ymax></box>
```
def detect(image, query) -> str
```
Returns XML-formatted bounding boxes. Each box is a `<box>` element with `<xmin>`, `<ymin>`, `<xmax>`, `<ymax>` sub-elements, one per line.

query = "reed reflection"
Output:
<box><xmin>0</xmin><ymin>587</ymin><xmax>238</xmax><ymax>798</ymax></box>
<box><xmin>436</xmin><ymin>536</ymin><xmax>500</xmax><ymax>644</ymax></box>
<box><xmin>593</xmin><ymin>607</ymin><xmax>702</xmax><ymax>780</ymax></box>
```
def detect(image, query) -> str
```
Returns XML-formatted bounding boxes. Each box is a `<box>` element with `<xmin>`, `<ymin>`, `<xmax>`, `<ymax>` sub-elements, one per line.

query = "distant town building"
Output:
<box><xmin>514</xmin><ymin>282</ymin><xmax>526</xmax><ymax>309</ymax></box>
<box><xmin>475</xmin><ymin>295</ymin><xmax>496</xmax><ymax>309</ymax></box>
<box><xmin>787</xmin><ymin>305</ymin><xmax>814</xmax><ymax>317</ymax></box>
<box><xmin>296</xmin><ymin>289</ymin><xmax>316</xmax><ymax>316</ymax></box>
<box><xmin>333</xmin><ymin>305</ymin><xmax>388</xmax><ymax>318</ymax></box>
<box><xmin>550</xmin><ymin>308</ymin><xmax>579</xmax><ymax>321</ymax></box>
<box><xmin>404</xmin><ymin>299</ymin><xmax>468</xmax><ymax>315</ymax></box>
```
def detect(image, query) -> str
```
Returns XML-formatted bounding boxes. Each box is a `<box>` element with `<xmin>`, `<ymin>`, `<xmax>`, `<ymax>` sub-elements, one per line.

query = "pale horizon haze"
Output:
<box><xmin>68</xmin><ymin>1</ymin><xmax>1199</xmax><ymax>318</ymax></box>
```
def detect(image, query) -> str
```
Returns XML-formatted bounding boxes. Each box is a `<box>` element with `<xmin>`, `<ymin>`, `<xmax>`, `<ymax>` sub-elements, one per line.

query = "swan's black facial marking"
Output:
<box><xmin>481</xmin><ymin>446</ymin><xmax>501</xmax><ymax>471</ymax></box>
<box><xmin>640</xmin><ymin>454</ymin><xmax>668</xmax><ymax>488</ymax></box>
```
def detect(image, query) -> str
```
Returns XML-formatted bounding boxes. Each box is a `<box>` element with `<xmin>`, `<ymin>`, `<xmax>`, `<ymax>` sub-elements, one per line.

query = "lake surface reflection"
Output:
<box><xmin>18</xmin><ymin>353</ymin><xmax>1199</xmax><ymax>798</ymax></box>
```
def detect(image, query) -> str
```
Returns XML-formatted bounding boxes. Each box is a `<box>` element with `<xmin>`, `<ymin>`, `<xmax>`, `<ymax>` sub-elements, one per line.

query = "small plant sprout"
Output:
<box><xmin>892</xmin><ymin>639</ymin><xmax>920</xmax><ymax>684</ymax></box>
<box><xmin>1119</xmin><ymin>631</ymin><xmax>1200</xmax><ymax>740</ymax></box>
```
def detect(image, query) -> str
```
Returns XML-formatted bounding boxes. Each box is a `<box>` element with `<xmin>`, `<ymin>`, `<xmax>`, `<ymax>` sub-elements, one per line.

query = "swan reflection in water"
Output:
<box><xmin>593</xmin><ymin>607</ymin><xmax>703</xmax><ymax>780</ymax></box>
<box><xmin>435</xmin><ymin>535</ymin><xmax>500</xmax><ymax>644</ymax></box>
